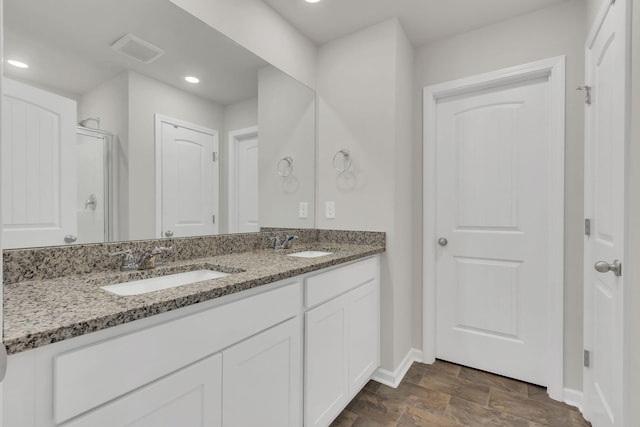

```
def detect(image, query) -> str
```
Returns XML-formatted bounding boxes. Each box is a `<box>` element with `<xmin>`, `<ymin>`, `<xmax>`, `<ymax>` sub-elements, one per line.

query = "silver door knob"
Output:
<box><xmin>594</xmin><ymin>260</ymin><xmax>622</xmax><ymax>277</ymax></box>
<box><xmin>64</xmin><ymin>235</ymin><xmax>77</xmax><ymax>244</ymax></box>
<box><xmin>438</xmin><ymin>238</ymin><xmax>448</xmax><ymax>247</ymax></box>
<box><xmin>164</xmin><ymin>230</ymin><xmax>174</xmax><ymax>238</ymax></box>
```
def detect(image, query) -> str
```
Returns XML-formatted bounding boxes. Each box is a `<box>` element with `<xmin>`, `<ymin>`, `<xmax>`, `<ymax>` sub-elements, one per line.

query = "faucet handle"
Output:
<box><xmin>109</xmin><ymin>249</ymin><xmax>132</xmax><ymax>258</ymax></box>
<box><xmin>109</xmin><ymin>249</ymin><xmax>135</xmax><ymax>270</ymax></box>
<box><xmin>269</xmin><ymin>236</ymin><xmax>285</xmax><ymax>250</ymax></box>
<box><xmin>150</xmin><ymin>246</ymin><xmax>172</xmax><ymax>267</ymax></box>
<box><xmin>152</xmin><ymin>246</ymin><xmax>172</xmax><ymax>254</ymax></box>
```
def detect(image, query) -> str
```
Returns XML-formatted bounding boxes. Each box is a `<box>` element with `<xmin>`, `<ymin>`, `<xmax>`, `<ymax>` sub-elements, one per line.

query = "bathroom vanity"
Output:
<box><xmin>2</xmin><ymin>231</ymin><xmax>383</xmax><ymax>427</ymax></box>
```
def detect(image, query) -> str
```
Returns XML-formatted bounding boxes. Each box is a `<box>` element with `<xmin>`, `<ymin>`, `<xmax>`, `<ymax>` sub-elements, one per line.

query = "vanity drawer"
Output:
<box><xmin>53</xmin><ymin>281</ymin><xmax>300</xmax><ymax>424</ymax></box>
<box><xmin>305</xmin><ymin>257</ymin><xmax>377</xmax><ymax>308</ymax></box>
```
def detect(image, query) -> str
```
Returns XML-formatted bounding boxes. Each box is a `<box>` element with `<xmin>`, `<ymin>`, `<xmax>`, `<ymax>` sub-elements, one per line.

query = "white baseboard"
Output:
<box><xmin>371</xmin><ymin>348</ymin><xmax>423</xmax><ymax>388</ymax></box>
<box><xmin>563</xmin><ymin>388</ymin><xmax>584</xmax><ymax>412</ymax></box>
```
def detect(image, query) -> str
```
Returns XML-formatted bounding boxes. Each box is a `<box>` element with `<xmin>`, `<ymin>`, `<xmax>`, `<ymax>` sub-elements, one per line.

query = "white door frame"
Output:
<box><xmin>0</xmin><ymin>0</ymin><xmax>6</xmax><ymax>420</ymax></box>
<box><xmin>227</xmin><ymin>126</ymin><xmax>258</xmax><ymax>233</ymax></box>
<box><xmin>154</xmin><ymin>114</ymin><xmax>219</xmax><ymax>238</ymax></box>
<box><xmin>422</xmin><ymin>56</ymin><xmax>566</xmax><ymax>400</ymax></box>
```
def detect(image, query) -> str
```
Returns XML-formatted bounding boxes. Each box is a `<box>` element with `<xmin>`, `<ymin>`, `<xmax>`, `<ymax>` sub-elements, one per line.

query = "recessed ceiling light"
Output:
<box><xmin>7</xmin><ymin>59</ymin><xmax>29</xmax><ymax>69</ymax></box>
<box><xmin>305</xmin><ymin>0</ymin><xmax>321</xmax><ymax>3</ymax></box>
<box><xmin>185</xmin><ymin>76</ymin><xmax>199</xmax><ymax>84</ymax></box>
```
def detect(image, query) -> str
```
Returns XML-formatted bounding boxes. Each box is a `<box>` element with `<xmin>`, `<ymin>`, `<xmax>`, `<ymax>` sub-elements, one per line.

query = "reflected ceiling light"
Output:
<box><xmin>185</xmin><ymin>76</ymin><xmax>200</xmax><ymax>84</ymax></box>
<box><xmin>305</xmin><ymin>0</ymin><xmax>321</xmax><ymax>3</ymax></box>
<box><xmin>7</xmin><ymin>59</ymin><xmax>29</xmax><ymax>69</ymax></box>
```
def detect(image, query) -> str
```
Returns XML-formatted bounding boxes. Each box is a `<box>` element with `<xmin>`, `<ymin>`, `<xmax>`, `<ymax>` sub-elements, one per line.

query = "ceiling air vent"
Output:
<box><xmin>111</xmin><ymin>34</ymin><xmax>165</xmax><ymax>64</ymax></box>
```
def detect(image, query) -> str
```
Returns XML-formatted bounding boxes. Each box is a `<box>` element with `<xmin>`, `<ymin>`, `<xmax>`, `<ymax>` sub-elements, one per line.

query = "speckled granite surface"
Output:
<box><xmin>3</xmin><ymin>230</ymin><xmax>385</xmax><ymax>355</ymax></box>
<box><xmin>3</xmin><ymin>229</ymin><xmax>383</xmax><ymax>284</ymax></box>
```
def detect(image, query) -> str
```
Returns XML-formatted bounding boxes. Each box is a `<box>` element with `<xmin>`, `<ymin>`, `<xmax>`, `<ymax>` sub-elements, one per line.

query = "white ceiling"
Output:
<box><xmin>3</xmin><ymin>0</ymin><xmax>267</xmax><ymax>105</ymax></box>
<box><xmin>261</xmin><ymin>0</ymin><xmax>569</xmax><ymax>46</ymax></box>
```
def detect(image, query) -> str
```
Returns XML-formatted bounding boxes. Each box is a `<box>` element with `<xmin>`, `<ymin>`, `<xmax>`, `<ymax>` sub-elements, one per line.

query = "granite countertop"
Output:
<box><xmin>3</xmin><ymin>243</ymin><xmax>384</xmax><ymax>355</ymax></box>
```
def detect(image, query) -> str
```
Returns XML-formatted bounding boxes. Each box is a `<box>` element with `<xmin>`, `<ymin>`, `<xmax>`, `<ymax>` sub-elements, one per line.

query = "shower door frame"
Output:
<box><xmin>76</xmin><ymin>126</ymin><xmax>115</xmax><ymax>242</ymax></box>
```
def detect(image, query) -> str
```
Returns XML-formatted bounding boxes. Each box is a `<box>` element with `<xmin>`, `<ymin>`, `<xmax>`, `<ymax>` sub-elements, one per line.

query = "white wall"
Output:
<box><xmin>258</xmin><ymin>66</ymin><xmax>315</xmax><ymax>229</ymax></box>
<box><xmin>79</xmin><ymin>72</ymin><xmax>129</xmax><ymax>240</ymax></box>
<box><xmin>169</xmin><ymin>0</ymin><xmax>317</xmax><ymax>90</ymax></box>
<box><xmin>392</xmin><ymin>22</ymin><xmax>414</xmax><ymax>367</ymax></box>
<box><xmin>221</xmin><ymin>98</ymin><xmax>258</xmax><ymax>233</ymax></box>
<box><xmin>127</xmin><ymin>71</ymin><xmax>224</xmax><ymax>240</ymax></box>
<box><xmin>413</xmin><ymin>0</ymin><xmax>587</xmax><ymax>390</ymax></box>
<box><xmin>223</xmin><ymin>98</ymin><xmax>258</xmax><ymax>139</ymax></box>
<box><xmin>316</xmin><ymin>19</ymin><xmax>414</xmax><ymax>370</ymax></box>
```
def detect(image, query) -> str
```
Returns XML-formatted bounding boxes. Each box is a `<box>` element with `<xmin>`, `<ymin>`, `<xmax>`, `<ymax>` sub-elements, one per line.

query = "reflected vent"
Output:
<box><xmin>111</xmin><ymin>34</ymin><xmax>165</xmax><ymax>64</ymax></box>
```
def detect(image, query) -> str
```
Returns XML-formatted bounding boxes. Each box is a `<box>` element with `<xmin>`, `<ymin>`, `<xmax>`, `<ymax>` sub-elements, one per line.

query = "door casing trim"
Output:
<box><xmin>422</xmin><ymin>56</ymin><xmax>566</xmax><ymax>400</ymax></box>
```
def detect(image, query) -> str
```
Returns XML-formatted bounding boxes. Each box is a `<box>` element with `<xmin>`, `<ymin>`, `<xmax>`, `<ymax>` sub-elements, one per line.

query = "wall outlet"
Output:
<box><xmin>298</xmin><ymin>202</ymin><xmax>308</xmax><ymax>219</ymax></box>
<box><xmin>325</xmin><ymin>201</ymin><xmax>336</xmax><ymax>219</ymax></box>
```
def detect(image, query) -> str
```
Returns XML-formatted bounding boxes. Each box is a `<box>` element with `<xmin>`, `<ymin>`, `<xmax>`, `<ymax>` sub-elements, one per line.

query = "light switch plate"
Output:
<box><xmin>299</xmin><ymin>202</ymin><xmax>308</xmax><ymax>219</ymax></box>
<box><xmin>325</xmin><ymin>201</ymin><xmax>336</xmax><ymax>219</ymax></box>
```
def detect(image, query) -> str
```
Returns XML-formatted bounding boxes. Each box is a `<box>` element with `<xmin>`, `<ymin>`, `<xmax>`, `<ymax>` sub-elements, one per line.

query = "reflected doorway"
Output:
<box><xmin>228</xmin><ymin>127</ymin><xmax>259</xmax><ymax>233</ymax></box>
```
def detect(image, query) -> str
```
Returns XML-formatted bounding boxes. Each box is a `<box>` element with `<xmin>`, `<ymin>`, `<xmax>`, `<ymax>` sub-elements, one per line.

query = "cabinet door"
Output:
<box><xmin>64</xmin><ymin>353</ymin><xmax>222</xmax><ymax>427</ymax></box>
<box><xmin>305</xmin><ymin>294</ymin><xmax>349</xmax><ymax>427</ymax></box>
<box><xmin>348</xmin><ymin>280</ymin><xmax>379</xmax><ymax>395</ymax></box>
<box><xmin>223</xmin><ymin>317</ymin><xmax>302</xmax><ymax>427</ymax></box>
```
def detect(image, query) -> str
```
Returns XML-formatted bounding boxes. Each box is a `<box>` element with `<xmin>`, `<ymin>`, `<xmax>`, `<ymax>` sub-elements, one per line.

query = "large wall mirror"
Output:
<box><xmin>2</xmin><ymin>0</ymin><xmax>316</xmax><ymax>249</ymax></box>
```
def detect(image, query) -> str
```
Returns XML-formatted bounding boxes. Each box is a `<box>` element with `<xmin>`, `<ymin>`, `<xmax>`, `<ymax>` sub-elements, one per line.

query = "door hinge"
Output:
<box><xmin>584</xmin><ymin>350</ymin><xmax>591</xmax><ymax>368</ymax></box>
<box><xmin>577</xmin><ymin>85</ymin><xmax>591</xmax><ymax>105</ymax></box>
<box><xmin>212</xmin><ymin>214</ymin><xmax>216</xmax><ymax>224</ymax></box>
<box><xmin>212</xmin><ymin>152</ymin><xmax>217</xmax><ymax>162</ymax></box>
<box><xmin>585</xmin><ymin>219</ymin><xmax>591</xmax><ymax>236</ymax></box>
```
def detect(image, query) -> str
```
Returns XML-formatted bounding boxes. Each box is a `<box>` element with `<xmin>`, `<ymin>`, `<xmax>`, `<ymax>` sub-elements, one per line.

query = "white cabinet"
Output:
<box><xmin>4</xmin><ymin>280</ymin><xmax>301</xmax><ymax>427</ymax></box>
<box><xmin>348</xmin><ymin>280</ymin><xmax>379</xmax><ymax>396</ymax></box>
<box><xmin>305</xmin><ymin>295</ymin><xmax>350</xmax><ymax>427</ymax></box>
<box><xmin>64</xmin><ymin>353</ymin><xmax>222</xmax><ymax>427</ymax></box>
<box><xmin>3</xmin><ymin>256</ymin><xmax>380</xmax><ymax>427</ymax></box>
<box><xmin>304</xmin><ymin>257</ymin><xmax>380</xmax><ymax>427</ymax></box>
<box><xmin>223</xmin><ymin>318</ymin><xmax>302</xmax><ymax>427</ymax></box>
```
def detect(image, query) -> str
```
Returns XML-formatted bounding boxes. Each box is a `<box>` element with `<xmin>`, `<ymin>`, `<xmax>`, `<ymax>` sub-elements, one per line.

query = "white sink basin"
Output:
<box><xmin>101</xmin><ymin>269</ymin><xmax>229</xmax><ymax>296</ymax></box>
<box><xmin>287</xmin><ymin>251</ymin><xmax>333</xmax><ymax>258</ymax></box>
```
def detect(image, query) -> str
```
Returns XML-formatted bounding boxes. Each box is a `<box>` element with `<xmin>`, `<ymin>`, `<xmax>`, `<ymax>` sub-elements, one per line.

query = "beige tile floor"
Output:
<box><xmin>331</xmin><ymin>360</ymin><xmax>591</xmax><ymax>427</ymax></box>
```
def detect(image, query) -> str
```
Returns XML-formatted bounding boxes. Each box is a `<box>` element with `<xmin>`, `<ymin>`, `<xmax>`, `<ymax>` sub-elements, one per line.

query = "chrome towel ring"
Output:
<box><xmin>333</xmin><ymin>149</ymin><xmax>352</xmax><ymax>173</ymax></box>
<box><xmin>277</xmin><ymin>156</ymin><xmax>294</xmax><ymax>177</ymax></box>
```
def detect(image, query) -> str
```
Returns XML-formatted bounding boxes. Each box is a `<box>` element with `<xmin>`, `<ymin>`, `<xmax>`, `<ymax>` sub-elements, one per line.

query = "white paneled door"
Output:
<box><xmin>2</xmin><ymin>78</ymin><xmax>77</xmax><ymax>248</ymax></box>
<box><xmin>228</xmin><ymin>127</ymin><xmax>259</xmax><ymax>233</ymax></box>
<box><xmin>583</xmin><ymin>0</ymin><xmax>629</xmax><ymax>425</ymax></box>
<box><xmin>157</xmin><ymin>116</ymin><xmax>218</xmax><ymax>238</ymax></box>
<box><xmin>433</xmin><ymin>73</ymin><xmax>556</xmax><ymax>386</ymax></box>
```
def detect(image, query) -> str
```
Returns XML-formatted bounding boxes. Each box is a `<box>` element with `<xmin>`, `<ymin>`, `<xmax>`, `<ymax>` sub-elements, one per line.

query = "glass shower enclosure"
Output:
<box><xmin>76</xmin><ymin>126</ymin><xmax>114</xmax><ymax>244</ymax></box>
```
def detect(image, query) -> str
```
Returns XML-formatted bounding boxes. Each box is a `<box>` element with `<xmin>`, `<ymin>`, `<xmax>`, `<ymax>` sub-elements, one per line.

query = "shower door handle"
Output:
<box><xmin>64</xmin><ymin>235</ymin><xmax>77</xmax><ymax>244</ymax></box>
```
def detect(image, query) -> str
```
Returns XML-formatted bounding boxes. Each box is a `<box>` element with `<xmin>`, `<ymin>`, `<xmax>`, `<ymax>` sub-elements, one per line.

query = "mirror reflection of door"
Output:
<box><xmin>1</xmin><ymin>78</ymin><xmax>77</xmax><ymax>248</ymax></box>
<box><xmin>228</xmin><ymin>127</ymin><xmax>259</xmax><ymax>233</ymax></box>
<box><xmin>157</xmin><ymin>115</ymin><xmax>219</xmax><ymax>238</ymax></box>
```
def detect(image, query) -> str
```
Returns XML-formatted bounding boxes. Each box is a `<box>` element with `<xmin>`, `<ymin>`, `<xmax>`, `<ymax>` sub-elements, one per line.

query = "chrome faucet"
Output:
<box><xmin>109</xmin><ymin>247</ymin><xmax>172</xmax><ymax>271</ymax></box>
<box><xmin>136</xmin><ymin>250</ymin><xmax>155</xmax><ymax>269</ymax></box>
<box><xmin>270</xmin><ymin>235</ymin><xmax>298</xmax><ymax>251</ymax></box>
<box><xmin>109</xmin><ymin>249</ymin><xmax>136</xmax><ymax>271</ymax></box>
